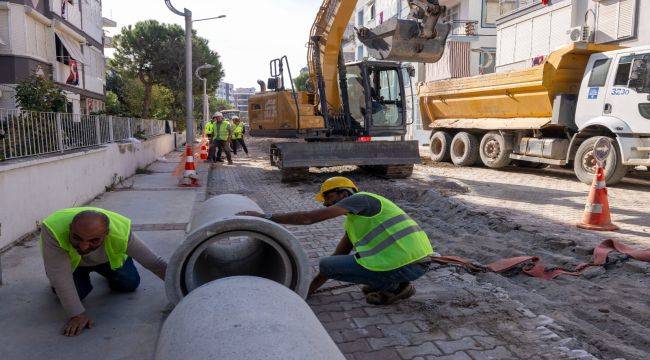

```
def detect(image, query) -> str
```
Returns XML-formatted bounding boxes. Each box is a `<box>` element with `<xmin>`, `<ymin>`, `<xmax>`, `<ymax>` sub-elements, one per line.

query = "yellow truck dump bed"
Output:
<box><xmin>418</xmin><ymin>43</ymin><xmax>622</xmax><ymax>130</ymax></box>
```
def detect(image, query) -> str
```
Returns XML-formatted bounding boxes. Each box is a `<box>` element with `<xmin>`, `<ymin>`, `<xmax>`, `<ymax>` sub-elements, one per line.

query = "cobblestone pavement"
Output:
<box><xmin>205</xmin><ymin>138</ymin><xmax>650</xmax><ymax>360</ymax></box>
<box><xmin>417</xmin><ymin>148</ymin><xmax>650</xmax><ymax>247</ymax></box>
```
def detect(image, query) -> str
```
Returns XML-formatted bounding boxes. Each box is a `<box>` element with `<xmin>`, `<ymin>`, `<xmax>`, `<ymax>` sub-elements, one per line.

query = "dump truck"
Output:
<box><xmin>247</xmin><ymin>0</ymin><xmax>450</xmax><ymax>181</ymax></box>
<box><xmin>420</xmin><ymin>43</ymin><xmax>650</xmax><ymax>185</ymax></box>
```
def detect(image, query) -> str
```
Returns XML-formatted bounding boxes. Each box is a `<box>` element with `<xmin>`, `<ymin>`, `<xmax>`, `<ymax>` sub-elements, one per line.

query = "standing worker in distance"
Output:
<box><xmin>240</xmin><ymin>177</ymin><xmax>433</xmax><ymax>305</ymax></box>
<box><xmin>41</xmin><ymin>207</ymin><xmax>168</xmax><ymax>337</ymax></box>
<box><xmin>230</xmin><ymin>116</ymin><xmax>249</xmax><ymax>157</ymax></box>
<box><xmin>214</xmin><ymin>113</ymin><xmax>234</xmax><ymax>165</ymax></box>
<box><xmin>204</xmin><ymin>114</ymin><xmax>218</xmax><ymax>162</ymax></box>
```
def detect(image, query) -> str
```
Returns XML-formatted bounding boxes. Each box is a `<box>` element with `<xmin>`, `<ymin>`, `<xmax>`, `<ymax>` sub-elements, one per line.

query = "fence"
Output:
<box><xmin>0</xmin><ymin>108</ymin><xmax>171</xmax><ymax>161</ymax></box>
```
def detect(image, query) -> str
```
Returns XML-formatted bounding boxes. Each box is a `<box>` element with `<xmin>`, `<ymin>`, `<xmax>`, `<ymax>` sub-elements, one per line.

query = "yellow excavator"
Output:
<box><xmin>248</xmin><ymin>0</ymin><xmax>450</xmax><ymax>181</ymax></box>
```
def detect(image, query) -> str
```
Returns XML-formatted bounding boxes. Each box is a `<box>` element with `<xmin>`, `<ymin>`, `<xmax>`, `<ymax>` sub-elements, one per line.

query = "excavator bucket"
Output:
<box><xmin>358</xmin><ymin>18</ymin><xmax>451</xmax><ymax>63</ymax></box>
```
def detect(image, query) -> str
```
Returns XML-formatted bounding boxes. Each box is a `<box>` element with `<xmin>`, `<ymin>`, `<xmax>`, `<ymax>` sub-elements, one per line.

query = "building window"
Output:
<box><xmin>479</xmin><ymin>48</ymin><xmax>497</xmax><ymax>74</ymax></box>
<box><xmin>595</xmin><ymin>0</ymin><xmax>638</xmax><ymax>43</ymax></box>
<box><xmin>443</xmin><ymin>5</ymin><xmax>460</xmax><ymax>23</ymax></box>
<box><xmin>357</xmin><ymin>45</ymin><xmax>364</xmax><ymax>61</ymax></box>
<box><xmin>357</xmin><ymin>10</ymin><xmax>364</xmax><ymax>26</ymax></box>
<box><xmin>482</xmin><ymin>0</ymin><xmax>499</xmax><ymax>27</ymax></box>
<box><xmin>499</xmin><ymin>0</ymin><xmax>540</xmax><ymax>16</ymax></box>
<box><xmin>369</xmin><ymin>2</ymin><xmax>376</xmax><ymax>20</ymax></box>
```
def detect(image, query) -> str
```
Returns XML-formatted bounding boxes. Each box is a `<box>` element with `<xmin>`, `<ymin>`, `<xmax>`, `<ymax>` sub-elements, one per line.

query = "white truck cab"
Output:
<box><xmin>573</xmin><ymin>46</ymin><xmax>650</xmax><ymax>183</ymax></box>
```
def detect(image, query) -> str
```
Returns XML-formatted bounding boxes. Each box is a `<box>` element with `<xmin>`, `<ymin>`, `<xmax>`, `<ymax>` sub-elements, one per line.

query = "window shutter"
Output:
<box><xmin>596</xmin><ymin>0</ymin><xmax>637</xmax><ymax>43</ymax></box>
<box><xmin>514</xmin><ymin>21</ymin><xmax>532</xmax><ymax>62</ymax></box>
<box><xmin>617</xmin><ymin>0</ymin><xmax>635</xmax><ymax>38</ymax></box>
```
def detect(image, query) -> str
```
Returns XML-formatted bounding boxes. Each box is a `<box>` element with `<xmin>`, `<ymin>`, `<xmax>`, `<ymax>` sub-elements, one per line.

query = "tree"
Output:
<box><xmin>15</xmin><ymin>75</ymin><xmax>67</xmax><ymax>112</ymax></box>
<box><xmin>213</xmin><ymin>98</ymin><xmax>235</xmax><ymax>112</ymax></box>
<box><xmin>294</xmin><ymin>71</ymin><xmax>311</xmax><ymax>92</ymax></box>
<box><xmin>111</xmin><ymin>21</ymin><xmax>180</xmax><ymax>118</ymax></box>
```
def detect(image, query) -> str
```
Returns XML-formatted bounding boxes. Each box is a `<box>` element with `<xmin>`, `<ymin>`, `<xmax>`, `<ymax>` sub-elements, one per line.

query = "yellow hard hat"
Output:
<box><xmin>315</xmin><ymin>177</ymin><xmax>358</xmax><ymax>202</ymax></box>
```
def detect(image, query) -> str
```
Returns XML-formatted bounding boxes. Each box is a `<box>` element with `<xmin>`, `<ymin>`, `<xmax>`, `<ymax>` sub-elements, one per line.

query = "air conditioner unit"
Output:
<box><xmin>568</xmin><ymin>25</ymin><xmax>591</xmax><ymax>43</ymax></box>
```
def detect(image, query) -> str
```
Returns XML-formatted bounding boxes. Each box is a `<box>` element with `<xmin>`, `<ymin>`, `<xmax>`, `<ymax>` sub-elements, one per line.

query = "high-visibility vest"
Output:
<box><xmin>233</xmin><ymin>123</ymin><xmax>245</xmax><ymax>140</ymax></box>
<box><xmin>204</xmin><ymin>121</ymin><xmax>215</xmax><ymax>136</ymax></box>
<box><xmin>215</xmin><ymin>121</ymin><xmax>231</xmax><ymax>141</ymax></box>
<box><xmin>343</xmin><ymin>192</ymin><xmax>433</xmax><ymax>271</ymax></box>
<box><xmin>42</xmin><ymin>207</ymin><xmax>131</xmax><ymax>271</ymax></box>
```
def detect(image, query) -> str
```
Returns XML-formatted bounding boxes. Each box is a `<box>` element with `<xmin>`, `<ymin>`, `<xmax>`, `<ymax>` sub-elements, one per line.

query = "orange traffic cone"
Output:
<box><xmin>179</xmin><ymin>145</ymin><xmax>200</xmax><ymax>188</ymax></box>
<box><xmin>199</xmin><ymin>137</ymin><xmax>208</xmax><ymax>161</ymax></box>
<box><xmin>577</xmin><ymin>166</ymin><xmax>618</xmax><ymax>231</ymax></box>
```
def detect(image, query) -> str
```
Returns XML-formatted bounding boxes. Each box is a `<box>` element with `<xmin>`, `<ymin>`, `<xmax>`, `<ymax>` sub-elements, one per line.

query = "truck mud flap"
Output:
<box><xmin>358</xmin><ymin>18</ymin><xmax>451</xmax><ymax>63</ymax></box>
<box><xmin>272</xmin><ymin>141</ymin><xmax>421</xmax><ymax>169</ymax></box>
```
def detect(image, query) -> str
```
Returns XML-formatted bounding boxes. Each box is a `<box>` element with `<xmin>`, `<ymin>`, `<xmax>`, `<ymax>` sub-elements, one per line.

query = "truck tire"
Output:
<box><xmin>479</xmin><ymin>131</ymin><xmax>512</xmax><ymax>168</ymax></box>
<box><xmin>574</xmin><ymin>137</ymin><xmax>628</xmax><ymax>185</ymax></box>
<box><xmin>450</xmin><ymin>132</ymin><xmax>479</xmax><ymax>166</ymax></box>
<box><xmin>429</xmin><ymin>131</ymin><xmax>452</xmax><ymax>162</ymax></box>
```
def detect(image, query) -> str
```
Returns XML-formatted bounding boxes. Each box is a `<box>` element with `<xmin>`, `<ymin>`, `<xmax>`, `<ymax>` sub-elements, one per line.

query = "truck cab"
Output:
<box><xmin>574</xmin><ymin>46</ymin><xmax>650</xmax><ymax>180</ymax></box>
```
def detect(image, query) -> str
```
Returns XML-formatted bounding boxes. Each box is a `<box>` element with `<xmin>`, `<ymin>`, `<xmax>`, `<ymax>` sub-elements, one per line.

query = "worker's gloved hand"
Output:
<box><xmin>308</xmin><ymin>273</ymin><xmax>328</xmax><ymax>297</ymax></box>
<box><xmin>237</xmin><ymin>211</ymin><xmax>263</xmax><ymax>217</ymax></box>
<box><xmin>62</xmin><ymin>313</ymin><xmax>94</xmax><ymax>337</ymax></box>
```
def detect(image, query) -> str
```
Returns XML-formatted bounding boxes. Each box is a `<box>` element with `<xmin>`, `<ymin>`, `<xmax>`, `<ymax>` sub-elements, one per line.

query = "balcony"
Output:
<box><xmin>55</xmin><ymin>61</ymin><xmax>85</xmax><ymax>90</ymax></box>
<box><xmin>447</xmin><ymin>20</ymin><xmax>480</xmax><ymax>41</ymax></box>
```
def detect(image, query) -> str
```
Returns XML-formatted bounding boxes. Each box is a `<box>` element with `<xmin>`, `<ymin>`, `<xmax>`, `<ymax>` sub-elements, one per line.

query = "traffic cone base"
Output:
<box><xmin>179</xmin><ymin>145</ymin><xmax>200</xmax><ymax>188</ymax></box>
<box><xmin>577</xmin><ymin>166</ymin><xmax>617</xmax><ymax>232</ymax></box>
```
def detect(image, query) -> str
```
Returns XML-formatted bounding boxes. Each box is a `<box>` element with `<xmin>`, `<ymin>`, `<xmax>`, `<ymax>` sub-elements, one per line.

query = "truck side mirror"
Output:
<box><xmin>268</xmin><ymin>78</ymin><xmax>278</xmax><ymax>90</ymax></box>
<box><xmin>628</xmin><ymin>55</ymin><xmax>650</xmax><ymax>93</ymax></box>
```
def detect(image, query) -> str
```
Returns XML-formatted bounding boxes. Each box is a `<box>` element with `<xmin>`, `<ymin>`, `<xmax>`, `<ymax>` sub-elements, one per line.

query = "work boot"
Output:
<box><xmin>361</xmin><ymin>285</ymin><xmax>378</xmax><ymax>295</ymax></box>
<box><xmin>215</xmin><ymin>159</ymin><xmax>224</xmax><ymax>163</ymax></box>
<box><xmin>227</xmin><ymin>161</ymin><xmax>234</xmax><ymax>165</ymax></box>
<box><xmin>366</xmin><ymin>283</ymin><xmax>416</xmax><ymax>306</ymax></box>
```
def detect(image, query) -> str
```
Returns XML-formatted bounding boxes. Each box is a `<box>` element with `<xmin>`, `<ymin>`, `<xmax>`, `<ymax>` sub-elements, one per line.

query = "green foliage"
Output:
<box><xmin>213</xmin><ymin>98</ymin><xmax>235</xmax><ymax>112</ymax></box>
<box><xmin>294</xmin><ymin>71</ymin><xmax>311</xmax><ymax>92</ymax></box>
<box><xmin>14</xmin><ymin>75</ymin><xmax>67</xmax><ymax>112</ymax></box>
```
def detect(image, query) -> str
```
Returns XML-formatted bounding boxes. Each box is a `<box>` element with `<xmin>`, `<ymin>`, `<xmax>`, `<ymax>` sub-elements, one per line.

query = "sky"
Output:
<box><xmin>102</xmin><ymin>0</ymin><xmax>323</xmax><ymax>89</ymax></box>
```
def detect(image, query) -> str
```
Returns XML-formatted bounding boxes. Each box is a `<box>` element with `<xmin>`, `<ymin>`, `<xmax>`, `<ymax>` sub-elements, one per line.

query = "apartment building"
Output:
<box><xmin>216</xmin><ymin>81</ymin><xmax>234</xmax><ymax>106</ymax></box>
<box><xmin>0</xmin><ymin>0</ymin><xmax>112</xmax><ymax>113</ymax></box>
<box><xmin>233</xmin><ymin>87</ymin><xmax>255</xmax><ymax>122</ymax></box>
<box><xmin>496</xmin><ymin>0</ymin><xmax>648</xmax><ymax>72</ymax></box>
<box><xmin>344</xmin><ymin>0</ymin><xmax>499</xmax><ymax>143</ymax></box>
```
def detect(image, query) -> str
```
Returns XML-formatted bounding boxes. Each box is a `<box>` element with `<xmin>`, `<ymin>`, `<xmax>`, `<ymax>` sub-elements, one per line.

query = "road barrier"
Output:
<box><xmin>0</xmin><ymin>108</ymin><xmax>170</xmax><ymax>161</ymax></box>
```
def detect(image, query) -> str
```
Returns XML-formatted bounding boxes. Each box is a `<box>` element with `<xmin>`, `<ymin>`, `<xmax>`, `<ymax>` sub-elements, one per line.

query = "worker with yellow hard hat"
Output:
<box><xmin>239</xmin><ymin>176</ymin><xmax>434</xmax><ymax>305</ymax></box>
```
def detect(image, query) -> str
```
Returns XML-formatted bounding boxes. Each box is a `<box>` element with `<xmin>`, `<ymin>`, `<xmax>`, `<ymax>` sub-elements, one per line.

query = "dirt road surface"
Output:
<box><xmin>209</xmin><ymin>138</ymin><xmax>649</xmax><ymax>360</ymax></box>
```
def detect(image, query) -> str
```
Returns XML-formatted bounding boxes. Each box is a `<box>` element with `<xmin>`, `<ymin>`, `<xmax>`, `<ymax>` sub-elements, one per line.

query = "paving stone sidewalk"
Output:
<box><xmin>207</xmin><ymin>140</ymin><xmax>603</xmax><ymax>360</ymax></box>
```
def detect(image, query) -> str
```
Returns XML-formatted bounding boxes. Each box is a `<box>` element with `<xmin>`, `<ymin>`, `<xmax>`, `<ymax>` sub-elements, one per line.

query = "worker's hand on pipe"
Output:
<box><xmin>308</xmin><ymin>273</ymin><xmax>328</xmax><ymax>297</ymax></box>
<box><xmin>62</xmin><ymin>313</ymin><xmax>93</xmax><ymax>337</ymax></box>
<box><xmin>237</xmin><ymin>211</ymin><xmax>264</xmax><ymax>218</ymax></box>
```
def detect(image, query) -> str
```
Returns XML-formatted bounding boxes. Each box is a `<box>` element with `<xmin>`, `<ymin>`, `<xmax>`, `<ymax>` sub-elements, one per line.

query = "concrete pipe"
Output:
<box><xmin>156</xmin><ymin>277</ymin><xmax>345</xmax><ymax>360</ymax></box>
<box><xmin>165</xmin><ymin>194</ymin><xmax>311</xmax><ymax>305</ymax></box>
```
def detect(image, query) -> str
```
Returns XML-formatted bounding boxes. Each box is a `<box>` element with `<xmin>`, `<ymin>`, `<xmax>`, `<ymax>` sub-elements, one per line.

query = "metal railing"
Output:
<box><xmin>0</xmin><ymin>108</ymin><xmax>170</xmax><ymax>161</ymax></box>
<box><xmin>448</xmin><ymin>20</ymin><xmax>479</xmax><ymax>37</ymax></box>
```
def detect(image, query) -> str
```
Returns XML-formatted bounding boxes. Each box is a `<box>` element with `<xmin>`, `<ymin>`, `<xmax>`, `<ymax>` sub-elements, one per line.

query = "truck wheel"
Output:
<box><xmin>574</xmin><ymin>137</ymin><xmax>628</xmax><ymax>185</ymax></box>
<box><xmin>450</xmin><ymin>132</ymin><xmax>479</xmax><ymax>166</ymax></box>
<box><xmin>429</xmin><ymin>131</ymin><xmax>452</xmax><ymax>162</ymax></box>
<box><xmin>479</xmin><ymin>131</ymin><xmax>512</xmax><ymax>169</ymax></box>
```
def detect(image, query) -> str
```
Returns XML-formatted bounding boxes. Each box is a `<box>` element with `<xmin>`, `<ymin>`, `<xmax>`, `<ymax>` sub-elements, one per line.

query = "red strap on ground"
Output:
<box><xmin>431</xmin><ymin>239</ymin><xmax>650</xmax><ymax>280</ymax></box>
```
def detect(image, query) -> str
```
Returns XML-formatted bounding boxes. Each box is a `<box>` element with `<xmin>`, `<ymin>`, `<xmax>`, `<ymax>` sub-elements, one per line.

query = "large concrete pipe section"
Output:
<box><xmin>165</xmin><ymin>194</ymin><xmax>311</xmax><ymax>305</ymax></box>
<box><xmin>156</xmin><ymin>277</ymin><xmax>345</xmax><ymax>360</ymax></box>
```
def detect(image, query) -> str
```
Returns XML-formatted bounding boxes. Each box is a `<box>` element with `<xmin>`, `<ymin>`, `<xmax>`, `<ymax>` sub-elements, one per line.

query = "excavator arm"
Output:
<box><xmin>307</xmin><ymin>0</ymin><xmax>450</xmax><ymax>116</ymax></box>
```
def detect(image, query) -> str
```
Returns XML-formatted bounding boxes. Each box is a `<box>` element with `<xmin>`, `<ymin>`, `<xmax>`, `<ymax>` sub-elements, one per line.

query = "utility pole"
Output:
<box><xmin>196</xmin><ymin>64</ymin><xmax>216</xmax><ymax>132</ymax></box>
<box><xmin>164</xmin><ymin>0</ymin><xmax>194</xmax><ymax>145</ymax></box>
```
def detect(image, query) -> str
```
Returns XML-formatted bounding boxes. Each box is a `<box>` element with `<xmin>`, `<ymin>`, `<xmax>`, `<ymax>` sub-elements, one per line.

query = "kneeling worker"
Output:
<box><xmin>240</xmin><ymin>177</ymin><xmax>433</xmax><ymax>305</ymax></box>
<box><xmin>41</xmin><ymin>207</ymin><xmax>167</xmax><ymax>336</ymax></box>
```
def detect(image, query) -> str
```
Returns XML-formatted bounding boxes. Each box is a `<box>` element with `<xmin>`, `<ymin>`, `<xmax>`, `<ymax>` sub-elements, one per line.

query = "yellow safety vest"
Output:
<box><xmin>204</xmin><ymin>122</ymin><xmax>215</xmax><ymax>136</ymax></box>
<box><xmin>41</xmin><ymin>207</ymin><xmax>131</xmax><ymax>271</ymax></box>
<box><xmin>344</xmin><ymin>192</ymin><xmax>433</xmax><ymax>271</ymax></box>
<box><xmin>215</xmin><ymin>121</ymin><xmax>231</xmax><ymax>141</ymax></box>
<box><xmin>233</xmin><ymin>123</ymin><xmax>244</xmax><ymax>140</ymax></box>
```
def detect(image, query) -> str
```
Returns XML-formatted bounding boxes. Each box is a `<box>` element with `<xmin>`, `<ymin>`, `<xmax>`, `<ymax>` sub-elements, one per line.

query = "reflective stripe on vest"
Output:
<box><xmin>41</xmin><ymin>207</ymin><xmax>131</xmax><ymax>271</ymax></box>
<box><xmin>344</xmin><ymin>192</ymin><xmax>433</xmax><ymax>271</ymax></box>
<box><xmin>215</xmin><ymin>121</ymin><xmax>231</xmax><ymax>140</ymax></box>
<box><xmin>233</xmin><ymin>124</ymin><xmax>244</xmax><ymax>139</ymax></box>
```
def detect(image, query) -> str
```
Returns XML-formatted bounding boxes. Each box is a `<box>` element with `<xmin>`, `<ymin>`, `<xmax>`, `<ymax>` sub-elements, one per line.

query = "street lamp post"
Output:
<box><xmin>196</xmin><ymin>64</ymin><xmax>216</xmax><ymax>131</ymax></box>
<box><xmin>164</xmin><ymin>0</ymin><xmax>194</xmax><ymax>145</ymax></box>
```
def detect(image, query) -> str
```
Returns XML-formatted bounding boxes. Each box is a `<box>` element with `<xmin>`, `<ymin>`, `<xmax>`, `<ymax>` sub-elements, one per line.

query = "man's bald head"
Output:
<box><xmin>69</xmin><ymin>211</ymin><xmax>110</xmax><ymax>254</ymax></box>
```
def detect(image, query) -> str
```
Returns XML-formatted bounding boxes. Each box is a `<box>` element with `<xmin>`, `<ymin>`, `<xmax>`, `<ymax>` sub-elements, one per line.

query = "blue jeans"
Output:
<box><xmin>72</xmin><ymin>257</ymin><xmax>141</xmax><ymax>300</ymax></box>
<box><xmin>319</xmin><ymin>255</ymin><xmax>428</xmax><ymax>293</ymax></box>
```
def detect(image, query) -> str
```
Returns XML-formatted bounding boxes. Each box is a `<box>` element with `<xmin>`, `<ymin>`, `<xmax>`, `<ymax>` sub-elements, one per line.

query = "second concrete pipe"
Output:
<box><xmin>165</xmin><ymin>194</ymin><xmax>311</xmax><ymax>304</ymax></box>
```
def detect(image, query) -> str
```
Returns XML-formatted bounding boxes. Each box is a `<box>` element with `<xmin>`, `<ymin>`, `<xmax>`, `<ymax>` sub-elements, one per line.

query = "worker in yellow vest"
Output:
<box><xmin>213</xmin><ymin>113</ymin><xmax>233</xmax><ymax>164</ymax></box>
<box><xmin>205</xmin><ymin>113</ymin><xmax>219</xmax><ymax>162</ymax></box>
<box><xmin>230</xmin><ymin>116</ymin><xmax>249</xmax><ymax>157</ymax></box>
<box><xmin>41</xmin><ymin>207</ymin><xmax>167</xmax><ymax>337</ymax></box>
<box><xmin>239</xmin><ymin>177</ymin><xmax>433</xmax><ymax>305</ymax></box>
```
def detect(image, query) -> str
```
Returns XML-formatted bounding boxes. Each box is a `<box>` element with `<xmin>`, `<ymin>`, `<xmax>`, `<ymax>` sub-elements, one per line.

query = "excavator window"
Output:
<box><xmin>345</xmin><ymin>66</ymin><xmax>367</xmax><ymax>128</ymax></box>
<box><xmin>369</xmin><ymin>68</ymin><xmax>403</xmax><ymax>128</ymax></box>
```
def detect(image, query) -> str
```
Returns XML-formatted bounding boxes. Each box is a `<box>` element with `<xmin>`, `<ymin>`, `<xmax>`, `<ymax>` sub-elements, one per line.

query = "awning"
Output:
<box><xmin>55</xmin><ymin>30</ymin><xmax>87</xmax><ymax>64</ymax></box>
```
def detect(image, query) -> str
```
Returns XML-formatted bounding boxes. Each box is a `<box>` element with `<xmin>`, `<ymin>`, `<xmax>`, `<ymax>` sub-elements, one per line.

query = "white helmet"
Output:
<box><xmin>212</xmin><ymin>112</ymin><xmax>223</xmax><ymax>119</ymax></box>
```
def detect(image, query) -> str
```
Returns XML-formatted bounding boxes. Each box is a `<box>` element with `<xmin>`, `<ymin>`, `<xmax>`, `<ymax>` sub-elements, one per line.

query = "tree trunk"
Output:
<box><xmin>141</xmin><ymin>82</ymin><xmax>152</xmax><ymax>119</ymax></box>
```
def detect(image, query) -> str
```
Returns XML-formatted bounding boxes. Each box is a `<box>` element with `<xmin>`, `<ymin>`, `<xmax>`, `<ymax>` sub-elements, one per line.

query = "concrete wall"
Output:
<box><xmin>0</xmin><ymin>134</ymin><xmax>177</xmax><ymax>249</ymax></box>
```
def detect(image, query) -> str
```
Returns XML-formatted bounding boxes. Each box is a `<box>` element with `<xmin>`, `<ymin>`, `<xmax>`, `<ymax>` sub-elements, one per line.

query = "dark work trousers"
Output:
<box><xmin>231</xmin><ymin>138</ymin><xmax>249</xmax><ymax>155</ymax></box>
<box><xmin>72</xmin><ymin>257</ymin><xmax>141</xmax><ymax>300</ymax></box>
<box><xmin>207</xmin><ymin>135</ymin><xmax>216</xmax><ymax>161</ymax></box>
<box><xmin>215</xmin><ymin>139</ymin><xmax>233</xmax><ymax>163</ymax></box>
